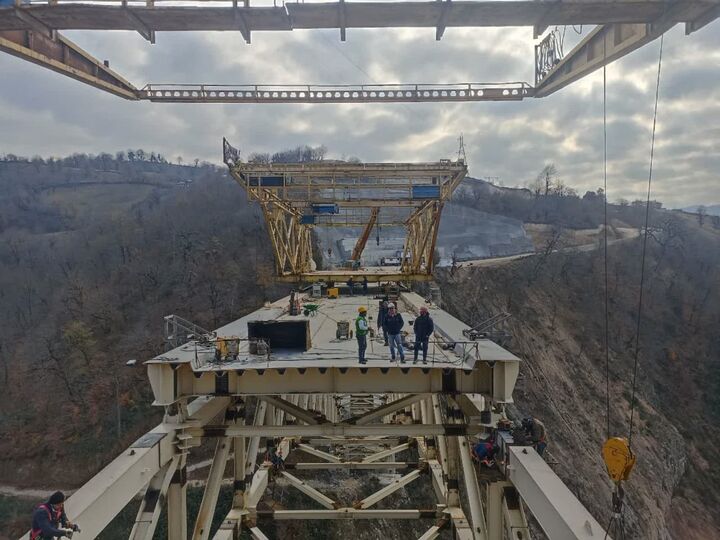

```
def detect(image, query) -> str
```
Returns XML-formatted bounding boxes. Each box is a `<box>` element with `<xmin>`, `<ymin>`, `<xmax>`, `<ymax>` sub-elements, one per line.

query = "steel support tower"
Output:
<box><xmin>18</xmin><ymin>290</ymin><xmax>609</xmax><ymax>540</ymax></box>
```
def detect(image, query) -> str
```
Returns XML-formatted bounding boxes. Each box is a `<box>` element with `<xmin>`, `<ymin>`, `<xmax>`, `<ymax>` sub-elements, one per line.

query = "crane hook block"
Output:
<box><xmin>602</xmin><ymin>437</ymin><xmax>636</xmax><ymax>484</ymax></box>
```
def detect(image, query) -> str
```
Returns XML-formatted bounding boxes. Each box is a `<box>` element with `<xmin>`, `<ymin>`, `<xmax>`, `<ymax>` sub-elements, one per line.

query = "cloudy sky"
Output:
<box><xmin>1</xmin><ymin>6</ymin><xmax>718</xmax><ymax>208</ymax></box>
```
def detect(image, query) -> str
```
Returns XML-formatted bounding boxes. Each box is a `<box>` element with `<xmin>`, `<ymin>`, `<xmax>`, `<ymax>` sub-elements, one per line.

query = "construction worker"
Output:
<box><xmin>31</xmin><ymin>491</ymin><xmax>78</xmax><ymax>539</ymax></box>
<box><xmin>382</xmin><ymin>303</ymin><xmax>405</xmax><ymax>363</ymax></box>
<box><xmin>356</xmin><ymin>306</ymin><xmax>369</xmax><ymax>364</ymax></box>
<box><xmin>377</xmin><ymin>300</ymin><xmax>389</xmax><ymax>345</ymax></box>
<box><xmin>347</xmin><ymin>277</ymin><xmax>355</xmax><ymax>296</ymax></box>
<box><xmin>522</xmin><ymin>417</ymin><xmax>548</xmax><ymax>457</ymax></box>
<box><xmin>412</xmin><ymin>306</ymin><xmax>434</xmax><ymax>364</ymax></box>
<box><xmin>471</xmin><ymin>438</ymin><xmax>497</xmax><ymax>467</ymax></box>
<box><xmin>362</xmin><ymin>276</ymin><xmax>369</xmax><ymax>294</ymax></box>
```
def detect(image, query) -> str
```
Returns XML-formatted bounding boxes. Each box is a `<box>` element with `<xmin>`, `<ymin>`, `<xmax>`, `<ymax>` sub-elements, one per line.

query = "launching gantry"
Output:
<box><xmin>19</xmin><ymin>290</ymin><xmax>609</xmax><ymax>540</ymax></box>
<box><xmin>0</xmin><ymin>1</ymin><xmax>717</xmax><ymax>103</ymax></box>
<box><xmin>223</xmin><ymin>138</ymin><xmax>466</xmax><ymax>282</ymax></box>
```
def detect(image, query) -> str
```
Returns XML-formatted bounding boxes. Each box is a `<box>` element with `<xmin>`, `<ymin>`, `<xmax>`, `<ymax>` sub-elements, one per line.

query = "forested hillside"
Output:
<box><xmin>0</xmin><ymin>153</ymin><xmax>283</xmax><ymax>488</ymax></box>
<box><xmin>1</xmin><ymin>152</ymin><xmax>718</xmax><ymax>539</ymax></box>
<box><xmin>438</xmin><ymin>211</ymin><xmax>720</xmax><ymax>539</ymax></box>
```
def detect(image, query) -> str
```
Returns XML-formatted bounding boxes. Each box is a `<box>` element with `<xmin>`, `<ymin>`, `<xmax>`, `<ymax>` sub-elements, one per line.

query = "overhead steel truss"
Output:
<box><xmin>222</xmin><ymin>138</ymin><xmax>467</xmax><ymax>281</ymax></box>
<box><xmin>17</xmin><ymin>391</ymin><xmax>608</xmax><ymax>540</ymax></box>
<box><xmin>1</xmin><ymin>1</ymin><xmax>717</xmax><ymax>102</ymax></box>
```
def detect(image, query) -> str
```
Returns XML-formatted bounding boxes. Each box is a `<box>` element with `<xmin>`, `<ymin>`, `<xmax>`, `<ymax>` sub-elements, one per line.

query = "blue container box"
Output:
<box><xmin>312</xmin><ymin>204</ymin><xmax>340</xmax><ymax>214</ymax></box>
<box><xmin>411</xmin><ymin>185</ymin><xmax>441</xmax><ymax>199</ymax></box>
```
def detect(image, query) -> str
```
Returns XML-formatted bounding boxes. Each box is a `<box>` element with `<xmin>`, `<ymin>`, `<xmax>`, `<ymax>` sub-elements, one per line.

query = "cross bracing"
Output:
<box><xmin>223</xmin><ymin>139</ymin><xmax>467</xmax><ymax>281</ymax></box>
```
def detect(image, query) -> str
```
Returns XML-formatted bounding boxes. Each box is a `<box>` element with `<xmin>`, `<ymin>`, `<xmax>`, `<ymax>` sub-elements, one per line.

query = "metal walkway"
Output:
<box><xmin>140</xmin><ymin>82</ymin><xmax>533</xmax><ymax>103</ymax></box>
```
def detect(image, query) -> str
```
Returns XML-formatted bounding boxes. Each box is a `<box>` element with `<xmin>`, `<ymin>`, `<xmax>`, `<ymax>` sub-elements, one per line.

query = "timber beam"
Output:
<box><xmin>0</xmin><ymin>29</ymin><xmax>138</xmax><ymax>99</ymax></box>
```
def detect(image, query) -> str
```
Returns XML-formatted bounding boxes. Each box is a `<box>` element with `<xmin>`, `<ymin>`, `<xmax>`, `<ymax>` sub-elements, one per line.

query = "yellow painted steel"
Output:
<box><xmin>602</xmin><ymin>437</ymin><xmax>636</xmax><ymax>483</ymax></box>
<box><xmin>327</xmin><ymin>287</ymin><xmax>339</xmax><ymax>299</ymax></box>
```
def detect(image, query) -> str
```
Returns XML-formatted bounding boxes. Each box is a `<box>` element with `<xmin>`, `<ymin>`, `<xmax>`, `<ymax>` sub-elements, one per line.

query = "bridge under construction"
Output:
<box><xmin>1</xmin><ymin>0</ymin><xmax>718</xmax><ymax>102</ymax></box>
<box><xmin>19</xmin><ymin>286</ymin><xmax>609</xmax><ymax>540</ymax></box>
<box><xmin>8</xmin><ymin>1</ymin><xmax>716</xmax><ymax>538</ymax></box>
<box><xmin>16</xmin><ymin>144</ymin><xmax>614</xmax><ymax>540</ymax></box>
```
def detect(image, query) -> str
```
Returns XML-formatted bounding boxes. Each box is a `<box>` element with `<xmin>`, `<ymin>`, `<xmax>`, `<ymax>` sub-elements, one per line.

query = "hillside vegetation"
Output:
<box><xmin>1</xmin><ymin>153</ymin><xmax>718</xmax><ymax>539</ymax></box>
<box><xmin>0</xmin><ymin>153</ymin><xmax>282</xmax><ymax>489</ymax></box>
<box><xmin>438</xmin><ymin>210</ymin><xmax>720</xmax><ymax>538</ymax></box>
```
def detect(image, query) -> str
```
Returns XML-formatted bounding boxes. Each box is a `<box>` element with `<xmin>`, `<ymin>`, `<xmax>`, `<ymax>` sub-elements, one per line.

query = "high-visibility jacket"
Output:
<box><xmin>31</xmin><ymin>503</ymin><xmax>66</xmax><ymax>540</ymax></box>
<box><xmin>355</xmin><ymin>315</ymin><xmax>369</xmax><ymax>336</ymax></box>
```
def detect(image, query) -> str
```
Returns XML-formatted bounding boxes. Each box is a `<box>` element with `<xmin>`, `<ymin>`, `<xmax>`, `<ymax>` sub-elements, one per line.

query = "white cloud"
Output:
<box><xmin>0</xmin><ymin>20</ymin><xmax>719</xmax><ymax>208</ymax></box>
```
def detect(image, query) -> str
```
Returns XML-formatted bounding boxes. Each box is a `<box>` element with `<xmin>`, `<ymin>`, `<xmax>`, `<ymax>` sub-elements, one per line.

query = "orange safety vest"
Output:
<box><xmin>30</xmin><ymin>503</ymin><xmax>62</xmax><ymax>540</ymax></box>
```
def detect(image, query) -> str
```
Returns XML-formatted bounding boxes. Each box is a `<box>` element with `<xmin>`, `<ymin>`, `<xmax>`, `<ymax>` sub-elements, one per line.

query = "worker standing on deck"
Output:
<box><xmin>31</xmin><ymin>491</ymin><xmax>78</xmax><ymax>539</ymax></box>
<box><xmin>522</xmin><ymin>417</ymin><xmax>548</xmax><ymax>457</ymax></box>
<box><xmin>383</xmin><ymin>303</ymin><xmax>405</xmax><ymax>363</ymax></box>
<box><xmin>377</xmin><ymin>300</ymin><xmax>389</xmax><ymax>345</ymax></box>
<box><xmin>413</xmin><ymin>306</ymin><xmax>434</xmax><ymax>364</ymax></box>
<box><xmin>356</xmin><ymin>306</ymin><xmax>369</xmax><ymax>364</ymax></box>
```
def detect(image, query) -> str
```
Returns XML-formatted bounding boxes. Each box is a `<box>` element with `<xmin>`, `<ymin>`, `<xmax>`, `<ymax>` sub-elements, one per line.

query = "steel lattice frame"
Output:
<box><xmin>223</xmin><ymin>138</ymin><xmax>467</xmax><ymax>282</ymax></box>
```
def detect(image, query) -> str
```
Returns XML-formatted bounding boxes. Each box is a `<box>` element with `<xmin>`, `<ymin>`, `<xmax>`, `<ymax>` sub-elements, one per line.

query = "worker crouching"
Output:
<box><xmin>31</xmin><ymin>491</ymin><xmax>80</xmax><ymax>539</ymax></box>
<box><xmin>356</xmin><ymin>306</ymin><xmax>369</xmax><ymax>364</ymax></box>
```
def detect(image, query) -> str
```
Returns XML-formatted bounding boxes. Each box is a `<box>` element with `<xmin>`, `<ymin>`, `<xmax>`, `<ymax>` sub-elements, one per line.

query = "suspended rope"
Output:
<box><xmin>601</xmin><ymin>32</ymin><xmax>664</xmax><ymax>540</ymax></box>
<box><xmin>603</xmin><ymin>49</ymin><xmax>611</xmax><ymax>443</ymax></box>
<box><xmin>628</xmin><ymin>33</ymin><xmax>664</xmax><ymax>450</ymax></box>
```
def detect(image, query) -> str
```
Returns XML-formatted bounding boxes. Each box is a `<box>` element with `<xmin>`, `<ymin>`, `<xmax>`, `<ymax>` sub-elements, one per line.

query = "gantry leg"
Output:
<box><xmin>192</xmin><ymin>437</ymin><xmax>232</xmax><ymax>540</ymax></box>
<box><xmin>129</xmin><ymin>456</ymin><xmax>180</xmax><ymax>540</ymax></box>
<box><xmin>167</xmin><ymin>455</ymin><xmax>188</xmax><ymax>540</ymax></box>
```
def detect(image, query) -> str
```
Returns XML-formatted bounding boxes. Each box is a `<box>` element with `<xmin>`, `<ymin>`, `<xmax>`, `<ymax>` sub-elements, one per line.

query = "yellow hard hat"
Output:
<box><xmin>358</xmin><ymin>306</ymin><xmax>367</xmax><ymax>313</ymax></box>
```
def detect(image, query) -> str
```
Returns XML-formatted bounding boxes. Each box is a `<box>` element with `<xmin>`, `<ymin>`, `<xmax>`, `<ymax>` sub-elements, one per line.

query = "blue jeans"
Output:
<box><xmin>357</xmin><ymin>334</ymin><xmax>367</xmax><ymax>362</ymax></box>
<box><xmin>414</xmin><ymin>337</ymin><xmax>429</xmax><ymax>362</ymax></box>
<box><xmin>388</xmin><ymin>334</ymin><xmax>404</xmax><ymax>361</ymax></box>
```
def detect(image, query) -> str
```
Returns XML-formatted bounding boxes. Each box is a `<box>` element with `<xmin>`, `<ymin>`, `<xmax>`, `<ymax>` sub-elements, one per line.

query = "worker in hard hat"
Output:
<box><xmin>31</xmin><ymin>491</ymin><xmax>79</xmax><ymax>539</ymax></box>
<box><xmin>413</xmin><ymin>306</ymin><xmax>434</xmax><ymax>364</ymax></box>
<box><xmin>382</xmin><ymin>303</ymin><xmax>405</xmax><ymax>362</ymax></box>
<box><xmin>356</xmin><ymin>306</ymin><xmax>369</xmax><ymax>364</ymax></box>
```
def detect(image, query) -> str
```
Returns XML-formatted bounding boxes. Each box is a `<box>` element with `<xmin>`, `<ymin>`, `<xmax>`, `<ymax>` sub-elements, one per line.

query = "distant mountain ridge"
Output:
<box><xmin>683</xmin><ymin>204</ymin><xmax>720</xmax><ymax>216</ymax></box>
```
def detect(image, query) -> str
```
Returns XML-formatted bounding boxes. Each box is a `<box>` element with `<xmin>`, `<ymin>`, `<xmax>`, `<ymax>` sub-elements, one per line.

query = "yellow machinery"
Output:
<box><xmin>602</xmin><ymin>437</ymin><xmax>636</xmax><ymax>484</ymax></box>
<box><xmin>327</xmin><ymin>287</ymin><xmax>339</xmax><ymax>299</ymax></box>
<box><xmin>214</xmin><ymin>336</ymin><xmax>240</xmax><ymax>362</ymax></box>
<box><xmin>223</xmin><ymin>138</ymin><xmax>467</xmax><ymax>283</ymax></box>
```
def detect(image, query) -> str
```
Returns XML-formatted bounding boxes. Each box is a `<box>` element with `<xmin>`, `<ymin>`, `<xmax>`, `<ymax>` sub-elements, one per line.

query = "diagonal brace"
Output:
<box><xmin>362</xmin><ymin>442</ymin><xmax>412</xmax><ymax>463</ymax></box>
<box><xmin>296</xmin><ymin>443</ymin><xmax>342</xmax><ymax>463</ymax></box>
<box><xmin>260</xmin><ymin>395</ymin><xmax>325</xmax><ymax>425</ymax></box>
<box><xmin>356</xmin><ymin>468</ymin><xmax>423</xmax><ymax>509</ymax></box>
<box><xmin>280</xmin><ymin>471</ymin><xmax>338</xmax><ymax>509</ymax></box>
<box><xmin>348</xmin><ymin>393</ymin><xmax>425</xmax><ymax>425</ymax></box>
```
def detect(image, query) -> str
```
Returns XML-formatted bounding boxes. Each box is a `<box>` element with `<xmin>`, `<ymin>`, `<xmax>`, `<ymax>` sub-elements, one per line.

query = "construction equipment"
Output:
<box><xmin>214</xmin><ymin>336</ymin><xmax>240</xmax><ymax>362</ymax></box>
<box><xmin>303</xmin><ymin>303</ymin><xmax>320</xmax><ymax>317</ymax></box>
<box><xmin>602</xmin><ymin>437</ymin><xmax>636</xmax><ymax>484</ymax></box>
<box><xmin>351</xmin><ymin>207</ymin><xmax>379</xmax><ymax>262</ymax></box>
<box><xmin>336</xmin><ymin>320</ymin><xmax>351</xmax><ymax>340</ymax></box>
<box><xmin>327</xmin><ymin>287</ymin><xmax>339</xmax><ymax>299</ymax></box>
